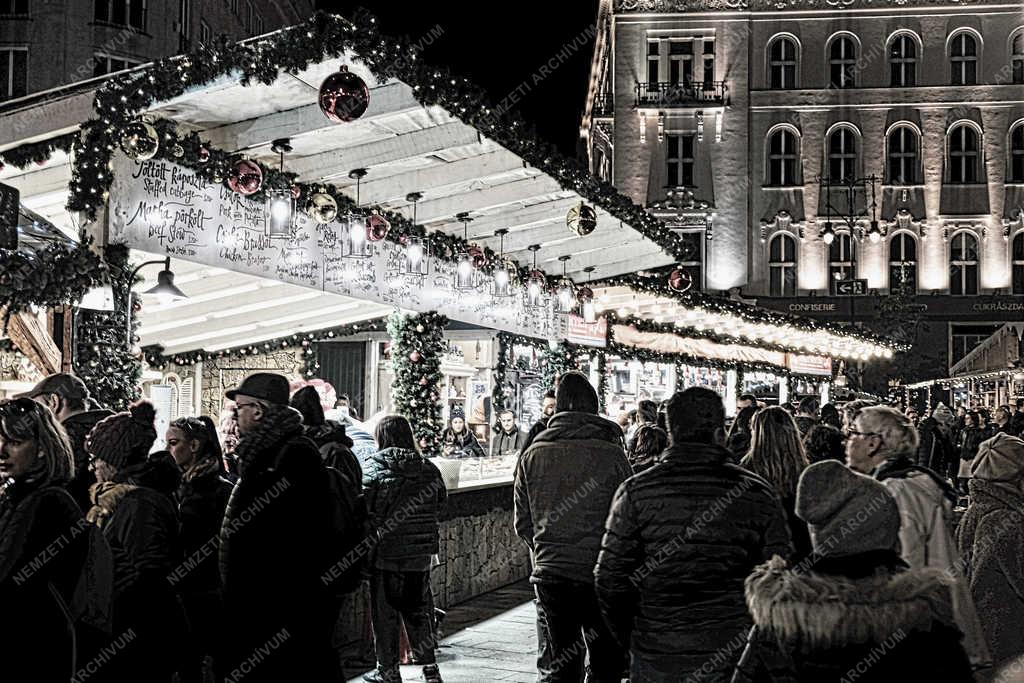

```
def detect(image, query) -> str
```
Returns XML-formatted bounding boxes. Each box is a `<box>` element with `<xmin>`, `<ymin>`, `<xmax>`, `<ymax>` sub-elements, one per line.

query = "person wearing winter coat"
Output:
<box><xmin>521</xmin><ymin>390</ymin><xmax>558</xmax><ymax>455</ymax></box>
<box><xmin>846</xmin><ymin>405</ymin><xmax>990</xmax><ymax>671</ymax></box>
<box><xmin>725</xmin><ymin>405</ymin><xmax>757</xmax><ymax>462</ymax></box>
<box><xmin>362</xmin><ymin>414</ymin><xmax>447</xmax><ymax>683</ymax></box>
<box><xmin>491</xmin><ymin>409</ymin><xmax>526</xmax><ymax>457</ymax></box>
<box><xmin>802</xmin><ymin>423</ymin><xmax>845</xmax><ymax>464</ymax></box>
<box><xmin>628</xmin><ymin>422</ymin><xmax>667</xmax><ymax>474</ymax></box>
<box><xmin>515</xmin><ymin>371</ymin><xmax>632</xmax><ymax>682</ymax></box>
<box><xmin>958</xmin><ymin>412</ymin><xmax>986</xmax><ymax>494</ymax></box>
<box><xmin>732</xmin><ymin>460</ymin><xmax>975</xmax><ymax>683</ymax></box>
<box><xmin>957</xmin><ymin>433</ymin><xmax>1024</xmax><ymax>673</ymax></box>
<box><xmin>18</xmin><ymin>373</ymin><xmax>113</xmax><ymax>512</ymax></box>
<box><xmin>595</xmin><ymin>387</ymin><xmax>793</xmax><ymax>683</ymax></box>
<box><xmin>218</xmin><ymin>373</ymin><xmax>341</xmax><ymax>683</ymax></box>
<box><xmin>291</xmin><ymin>385</ymin><xmax>362</xmax><ymax>485</ymax></box>
<box><xmin>740</xmin><ymin>406</ymin><xmax>812</xmax><ymax>562</ymax></box>
<box><xmin>925</xmin><ymin>403</ymin><xmax>960</xmax><ymax>483</ymax></box>
<box><xmin>0</xmin><ymin>398</ymin><xmax>91</xmax><ymax>683</ymax></box>
<box><xmin>166</xmin><ymin>415</ymin><xmax>234</xmax><ymax>683</ymax></box>
<box><xmin>86</xmin><ymin>401</ymin><xmax>186</xmax><ymax>683</ymax></box>
<box><xmin>792</xmin><ymin>396</ymin><xmax>819</xmax><ymax>437</ymax></box>
<box><xmin>440</xmin><ymin>409</ymin><xmax>485</xmax><ymax>459</ymax></box>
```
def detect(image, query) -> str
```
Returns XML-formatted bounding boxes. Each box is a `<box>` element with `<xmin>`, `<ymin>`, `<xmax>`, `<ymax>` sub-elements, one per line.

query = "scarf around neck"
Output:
<box><xmin>233</xmin><ymin>405</ymin><xmax>304</xmax><ymax>478</ymax></box>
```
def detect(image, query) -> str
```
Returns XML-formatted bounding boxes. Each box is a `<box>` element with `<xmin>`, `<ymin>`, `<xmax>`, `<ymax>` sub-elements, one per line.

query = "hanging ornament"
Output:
<box><xmin>409</xmin><ymin>350</ymin><xmax>422</xmax><ymax>362</ymax></box>
<box><xmin>468</xmin><ymin>245</ymin><xmax>487</xmax><ymax>269</ymax></box>
<box><xmin>290</xmin><ymin>185</ymin><xmax>302</xmax><ymax>200</ymax></box>
<box><xmin>228</xmin><ymin>159</ymin><xmax>263</xmax><ymax>195</ymax></box>
<box><xmin>171</xmin><ymin>144</ymin><xmax>185</xmax><ymax>158</ymax></box>
<box><xmin>132</xmin><ymin>299</ymin><xmax>143</xmax><ymax>312</ymax></box>
<box><xmin>566</xmin><ymin>202</ymin><xmax>598</xmax><ymax>236</ymax></box>
<box><xmin>318</xmin><ymin>65</ymin><xmax>370</xmax><ymax>123</ymax></box>
<box><xmin>578</xmin><ymin>286</ymin><xmax>594</xmax><ymax>303</ymax></box>
<box><xmin>366</xmin><ymin>213</ymin><xmax>390</xmax><ymax>241</ymax></box>
<box><xmin>197</xmin><ymin>147</ymin><xmax>211</xmax><ymax>164</ymax></box>
<box><xmin>416</xmin><ymin>324</ymin><xmax>425</xmax><ymax>333</ymax></box>
<box><xmin>119</xmin><ymin>121</ymin><xmax>160</xmax><ymax>161</ymax></box>
<box><xmin>306</xmin><ymin>193</ymin><xmax>338</xmax><ymax>223</ymax></box>
<box><xmin>668</xmin><ymin>268</ymin><xmax>693</xmax><ymax>292</ymax></box>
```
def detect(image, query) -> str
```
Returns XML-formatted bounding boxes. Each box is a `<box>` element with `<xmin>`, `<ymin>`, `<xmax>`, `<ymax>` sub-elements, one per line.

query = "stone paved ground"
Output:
<box><xmin>348</xmin><ymin>581</ymin><xmax>538</xmax><ymax>683</ymax></box>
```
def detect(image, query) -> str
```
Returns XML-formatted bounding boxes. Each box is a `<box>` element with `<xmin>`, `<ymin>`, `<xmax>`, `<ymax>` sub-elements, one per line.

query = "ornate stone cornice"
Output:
<box><xmin>614</xmin><ymin>0</ymin><xmax>981</xmax><ymax>12</ymax></box>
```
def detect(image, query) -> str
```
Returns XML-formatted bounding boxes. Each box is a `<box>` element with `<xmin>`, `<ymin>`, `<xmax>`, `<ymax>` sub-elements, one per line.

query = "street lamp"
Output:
<box><xmin>817</xmin><ymin>173</ymin><xmax>881</xmax><ymax>243</ymax></box>
<box><xmin>126</xmin><ymin>257</ymin><xmax>188</xmax><ymax>345</ymax></box>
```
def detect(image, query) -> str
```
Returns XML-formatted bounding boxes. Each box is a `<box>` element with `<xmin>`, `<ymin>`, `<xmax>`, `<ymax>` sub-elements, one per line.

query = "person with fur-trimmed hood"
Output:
<box><xmin>957</xmin><ymin>433</ymin><xmax>1024</xmax><ymax>673</ymax></box>
<box><xmin>217</xmin><ymin>373</ymin><xmax>341</xmax><ymax>682</ymax></box>
<box><xmin>732</xmin><ymin>459</ymin><xmax>975</xmax><ymax>683</ymax></box>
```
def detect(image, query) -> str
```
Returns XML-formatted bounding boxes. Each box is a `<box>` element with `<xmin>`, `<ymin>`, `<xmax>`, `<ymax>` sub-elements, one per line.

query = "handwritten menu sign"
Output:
<box><xmin>108</xmin><ymin>154</ymin><xmax>560</xmax><ymax>339</ymax></box>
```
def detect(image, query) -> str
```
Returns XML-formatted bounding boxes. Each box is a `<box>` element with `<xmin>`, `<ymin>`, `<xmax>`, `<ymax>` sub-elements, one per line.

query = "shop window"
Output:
<box><xmin>1013</xmin><ymin>32</ymin><xmax>1024</xmax><ymax>84</ymax></box>
<box><xmin>95</xmin><ymin>0</ymin><xmax>146</xmax><ymax>31</ymax></box>
<box><xmin>0</xmin><ymin>0</ymin><xmax>28</xmax><ymax>14</ymax></box>
<box><xmin>1010</xmin><ymin>122</ymin><xmax>1024</xmax><ymax>183</ymax></box>
<box><xmin>677</xmin><ymin>230</ymin><xmax>703</xmax><ymax>292</ymax></box>
<box><xmin>827</xmin><ymin>126</ymin><xmax>858</xmax><ymax>182</ymax></box>
<box><xmin>768</xmin><ymin>36</ymin><xmax>798</xmax><ymax>89</ymax></box>
<box><xmin>767</xmin><ymin>128</ymin><xmax>799</xmax><ymax>186</ymax></box>
<box><xmin>0</xmin><ymin>48</ymin><xmax>27</xmax><ymax>101</ymax></box>
<box><xmin>828</xmin><ymin>35</ymin><xmax>857</xmax><ymax>88</ymax></box>
<box><xmin>947</xmin><ymin>124</ymin><xmax>980</xmax><ymax>184</ymax></box>
<box><xmin>889</xmin><ymin>33</ymin><xmax>917</xmax><ymax>87</ymax></box>
<box><xmin>829</xmin><ymin>232</ymin><xmax>855</xmax><ymax>291</ymax></box>
<box><xmin>768</xmin><ymin>233</ymin><xmax>797</xmax><ymax>296</ymax></box>
<box><xmin>92</xmin><ymin>54</ymin><xmax>141</xmax><ymax>78</ymax></box>
<box><xmin>887</xmin><ymin>125</ymin><xmax>920</xmax><ymax>185</ymax></box>
<box><xmin>1012</xmin><ymin>232</ymin><xmax>1024</xmax><ymax>295</ymax></box>
<box><xmin>667</xmin><ymin>134</ymin><xmax>695</xmax><ymax>188</ymax></box>
<box><xmin>889</xmin><ymin>232</ymin><xmax>917</xmax><ymax>294</ymax></box>
<box><xmin>949</xmin><ymin>31</ymin><xmax>978</xmax><ymax>85</ymax></box>
<box><xmin>949</xmin><ymin>231</ymin><xmax>979</xmax><ymax>296</ymax></box>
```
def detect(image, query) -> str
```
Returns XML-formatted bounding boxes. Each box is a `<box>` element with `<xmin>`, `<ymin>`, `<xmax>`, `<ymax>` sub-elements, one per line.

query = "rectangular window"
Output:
<box><xmin>950</xmin><ymin>326</ymin><xmax>999</xmax><ymax>364</ymax></box>
<box><xmin>95</xmin><ymin>0</ymin><xmax>146</xmax><ymax>30</ymax></box>
<box><xmin>702</xmin><ymin>40</ymin><xmax>715</xmax><ymax>85</ymax></box>
<box><xmin>647</xmin><ymin>41</ymin><xmax>660</xmax><ymax>90</ymax></box>
<box><xmin>0</xmin><ymin>0</ymin><xmax>29</xmax><ymax>14</ymax></box>
<box><xmin>678</xmin><ymin>231</ymin><xmax>703</xmax><ymax>292</ymax></box>
<box><xmin>92</xmin><ymin>54</ymin><xmax>140</xmax><ymax>78</ymax></box>
<box><xmin>666</xmin><ymin>134</ymin><xmax>695</xmax><ymax>188</ymax></box>
<box><xmin>668</xmin><ymin>40</ymin><xmax>693</xmax><ymax>85</ymax></box>
<box><xmin>0</xmin><ymin>48</ymin><xmax>27</xmax><ymax>101</ymax></box>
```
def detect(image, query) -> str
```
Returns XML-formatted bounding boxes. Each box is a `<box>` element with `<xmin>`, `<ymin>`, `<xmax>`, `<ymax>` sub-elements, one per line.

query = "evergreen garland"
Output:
<box><xmin>540</xmin><ymin>341</ymin><xmax>578</xmax><ymax>392</ymax></box>
<box><xmin>75</xmin><ymin>244</ymin><xmax>142</xmax><ymax>410</ymax></box>
<box><xmin>0</xmin><ymin>234</ymin><xmax>102</xmax><ymax>324</ymax></box>
<box><xmin>387</xmin><ymin>310</ymin><xmax>448</xmax><ymax>457</ymax></box>
<box><xmin>492</xmin><ymin>333</ymin><xmax>511</xmax><ymax>413</ymax></box>
<box><xmin>0</xmin><ymin>132</ymin><xmax>76</xmax><ymax>170</ymax></box>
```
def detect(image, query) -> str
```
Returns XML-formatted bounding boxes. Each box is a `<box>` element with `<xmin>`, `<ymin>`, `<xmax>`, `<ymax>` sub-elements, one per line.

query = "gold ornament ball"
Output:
<box><xmin>119</xmin><ymin>121</ymin><xmax>160</xmax><ymax>161</ymax></box>
<box><xmin>306</xmin><ymin>193</ymin><xmax>338</xmax><ymax>224</ymax></box>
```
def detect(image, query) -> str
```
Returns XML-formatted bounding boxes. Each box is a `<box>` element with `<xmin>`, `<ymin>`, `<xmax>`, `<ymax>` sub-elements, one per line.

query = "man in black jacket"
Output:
<box><xmin>19</xmin><ymin>373</ymin><xmax>112</xmax><ymax>512</ymax></box>
<box><xmin>520</xmin><ymin>390</ymin><xmax>557</xmax><ymax>455</ymax></box>
<box><xmin>491</xmin><ymin>409</ymin><xmax>526</xmax><ymax>457</ymax></box>
<box><xmin>515</xmin><ymin>372</ymin><xmax>632</xmax><ymax>682</ymax></box>
<box><xmin>218</xmin><ymin>373</ymin><xmax>340</xmax><ymax>683</ymax></box>
<box><xmin>595</xmin><ymin>387</ymin><xmax>792</xmax><ymax>683</ymax></box>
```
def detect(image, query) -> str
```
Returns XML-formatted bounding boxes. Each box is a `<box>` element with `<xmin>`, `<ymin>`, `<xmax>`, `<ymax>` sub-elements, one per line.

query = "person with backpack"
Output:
<box><xmin>217</xmin><ymin>373</ymin><xmax>342</xmax><ymax>683</ymax></box>
<box><xmin>362</xmin><ymin>415</ymin><xmax>447</xmax><ymax>683</ymax></box>
<box><xmin>0</xmin><ymin>398</ymin><xmax>92</xmax><ymax>682</ymax></box>
<box><xmin>166</xmin><ymin>415</ymin><xmax>234</xmax><ymax>683</ymax></box>
<box><xmin>85</xmin><ymin>401</ymin><xmax>187</xmax><ymax>683</ymax></box>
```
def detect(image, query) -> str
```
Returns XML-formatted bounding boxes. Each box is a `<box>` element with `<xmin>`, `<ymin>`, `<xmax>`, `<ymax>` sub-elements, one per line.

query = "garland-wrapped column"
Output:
<box><xmin>540</xmin><ymin>340</ymin><xmax>577</xmax><ymax>393</ymax></box>
<box><xmin>387</xmin><ymin>311</ymin><xmax>448</xmax><ymax>457</ymax></box>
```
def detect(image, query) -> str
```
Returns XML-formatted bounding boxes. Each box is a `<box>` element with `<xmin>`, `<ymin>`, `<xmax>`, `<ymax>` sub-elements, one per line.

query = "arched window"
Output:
<box><xmin>889</xmin><ymin>33</ymin><xmax>917</xmax><ymax>87</ymax></box>
<box><xmin>948</xmin><ymin>124</ymin><xmax>980</xmax><ymax>184</ymax></box>
<box><xmin>827</xmin><ymin>126</ymin><xmax>858</xmax><ymax>182</ymax></box>
<box><xmin>888</xmin><ymin>125</ymin><xmax>920</xmax><ymax>185</ymax></box>
<box><xmin>829</xmin><ymin>232</ymin><xmax>855</xmax><ymax>291</ymax></box>
<box><xmin>1010</xmin><ymin>123</ymin><xmax>1024</xmax><ymax>183</ymax></box>
<box><xmin>949</xmin><ymin>231</ymin><xmax>979</xmax><ymax>295</ymax></box>
<box><xmin>1013</xmin><ymin>232</ymin><xmax>1024</xmax><ymax>295</ymax></box>
<box><xmin>950</xmin><ymin>31</ymin><xmax>978</xmax><ymax>85</ymax></box>
<box><xmin>769</xmin><ymin>233</ymin><xmax>797</xmax><ymax>296</ymax></box>
<box><xmin>768</xmin><ymin>37</ymin><xmax>798</xmax><ymax>89</ymax></box>
<box><xmin>829</xmin><ymin>36</ymin><xmax>857</xmax><ymax>88</ymax></box>
<box><xmin>1011</xmin><ymin>31</ymin><xmax>1023</xmax><ymax>84</ymax></box>
<box><xmin>889</xmin><ymin>233</ymin><xmax>917</xmax><ymax>294</ymax></box>
<box><xmin>767</xmin><ymin>128</ymin><xmax>799</xmax><ymax>186</ymax></box>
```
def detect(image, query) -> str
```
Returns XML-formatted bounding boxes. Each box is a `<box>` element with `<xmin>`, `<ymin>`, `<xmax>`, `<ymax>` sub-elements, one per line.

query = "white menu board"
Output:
<box><xmin>108</xmin><ymin>154</ymin><xmax>560</xmax><ymax>339</ymax></box>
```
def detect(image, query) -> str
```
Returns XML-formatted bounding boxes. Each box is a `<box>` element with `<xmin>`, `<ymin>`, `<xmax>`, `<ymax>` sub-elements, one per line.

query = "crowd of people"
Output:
<box><xmin>3</xmin><ymin>368</ymin><xmax>1024</xmax><ymax>682</ymax></box>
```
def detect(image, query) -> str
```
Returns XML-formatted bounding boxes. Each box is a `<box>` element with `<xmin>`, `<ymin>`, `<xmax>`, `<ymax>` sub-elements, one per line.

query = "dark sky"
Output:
<box><xmin>316</xmin><ymin>1</ymin><xmax>598</xmax><ymax>158</ymax></box>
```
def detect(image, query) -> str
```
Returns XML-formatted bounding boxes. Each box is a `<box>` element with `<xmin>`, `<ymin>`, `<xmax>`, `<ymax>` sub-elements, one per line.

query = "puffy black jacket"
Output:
<box><xmin>733</xmin><ymin>551</ymin><xmax>974</xmax><ymax>683</ymax></box>
<box><xmin>362</xmin><ymin>447</ymin><xmax>446</xmax><ymax>565</ymax></box>
<box><xmin>441</xmin><ymin>428</ymin><xmax>486</xmax><ymax>459</ymax></box>
<box><xmin>305</xmin><ymin>420</ymin><xmax>362</xmax><ymax>488</ymax></box>
<box><xmin>61</xmin><ymin>409</ymin><xmax>113</xmax><ymax>512</ymax></box>
<box><xmin>514</xmin><ymin>411</ymin><xmax>632</xmax><ymax>584</ymax></box>
<box><xmin>594</xmin><ymin>442</ymin><xmax>792</xmax><ymax>682</ymax></box>
<box><xmin>176</xmin><ymin>466</ymin><xmax>233</xmax><ymax>594</ymax></box>
<box><xmin>0</xmin><ymin>480</ymin><xmax>88</xmax><ymax>683</ymax></box>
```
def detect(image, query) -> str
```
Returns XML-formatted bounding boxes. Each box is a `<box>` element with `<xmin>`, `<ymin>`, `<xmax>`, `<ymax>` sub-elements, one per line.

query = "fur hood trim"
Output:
<box><xmin>745</xmin><ymin>556</ymin><xmax>957</xmax><ymax>648</ymax></box>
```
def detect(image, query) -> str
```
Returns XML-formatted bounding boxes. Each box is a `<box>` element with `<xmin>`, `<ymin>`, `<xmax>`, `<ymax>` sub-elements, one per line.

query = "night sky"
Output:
<box><xmin>316</xmin><ymin>1</ymin><xmax>598</xmax><ymax>158</ymax></box>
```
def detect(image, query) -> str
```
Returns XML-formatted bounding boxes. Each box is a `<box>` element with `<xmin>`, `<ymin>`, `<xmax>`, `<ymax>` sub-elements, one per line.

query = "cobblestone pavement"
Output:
<box><xmin>348</xmin><ymin>581</ymin><xmax>538</xmax><ymax>683</ymax></box>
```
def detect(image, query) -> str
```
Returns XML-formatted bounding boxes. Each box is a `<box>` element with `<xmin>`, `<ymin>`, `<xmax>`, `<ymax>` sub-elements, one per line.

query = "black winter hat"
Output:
<box><xmin>226</xmin><ymin>372</ymin><xmax>290</xmax><ymax>405</ymax></box>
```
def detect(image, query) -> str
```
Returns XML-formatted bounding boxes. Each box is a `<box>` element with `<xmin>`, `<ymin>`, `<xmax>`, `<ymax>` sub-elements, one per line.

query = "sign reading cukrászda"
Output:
<box><xmin>108</xmin><ymin>154</ymin><xmax>561</xmax><ymax>339</ymax></box>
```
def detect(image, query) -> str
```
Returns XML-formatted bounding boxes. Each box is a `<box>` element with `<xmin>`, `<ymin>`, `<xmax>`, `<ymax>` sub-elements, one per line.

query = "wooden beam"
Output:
<box><xmin>5</xmin><ymin>310</ymin><xmax>62</xmax><ymax>375</ymax></box>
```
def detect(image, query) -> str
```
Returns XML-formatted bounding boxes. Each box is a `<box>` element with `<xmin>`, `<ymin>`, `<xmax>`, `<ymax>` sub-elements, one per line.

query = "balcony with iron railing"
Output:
<box><xmin>635</xmin><ymin>80</ymin><xmax>729</xmax><ymax>108</ymax></box>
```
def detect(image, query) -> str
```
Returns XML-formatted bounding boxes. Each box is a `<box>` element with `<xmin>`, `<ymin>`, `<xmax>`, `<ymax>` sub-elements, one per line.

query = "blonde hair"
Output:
<box><xmin>741</xmin><ymin>406</ymin><xmax>809</xmax><ymax>500</ymax></box>
<box><xmin>0</xmin><ymin>399</ymin><xmax>74</xmax><ymax>486</ymax></box>
<box><xmin>856</xmin><ymin>406</ymin><xmax>919</xmax><ymax>459</ymax></box>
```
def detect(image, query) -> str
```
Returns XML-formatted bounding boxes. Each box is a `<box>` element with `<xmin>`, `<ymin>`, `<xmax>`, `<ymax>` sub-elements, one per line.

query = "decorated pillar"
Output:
<box><xmin>387</xmin><ymin>311</ymin><xmax>448</xmax><ymax>457</ymax></box>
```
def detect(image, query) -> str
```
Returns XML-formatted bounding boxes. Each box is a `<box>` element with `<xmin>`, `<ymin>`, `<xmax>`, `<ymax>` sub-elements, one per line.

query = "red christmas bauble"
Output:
<box><xmin>197</xmin><ymin>147</ymin><xmax>211</xmax><ymax>164</ymax></box>
<box><xmin>468</xmin><ymin>245</ymin><xmax>486</xmax><ymax>270</ymax></box>
<box><xmin>290</xmin><ymin>185</ymin><xmax>302</xmax><ymax>200</ymax></box>
<box><xmin>228</xmin><ymin>160</ymin><xmax>263</xmax><ymax>196</ymax></box>
<box><xmin>578</xmin><ymin>286</ymin><xmax>594</xmax><ymax>303</ymax></box>
<box><xmin>318</xmin><ymin>66</ymin><xmax>370</xmax><ymax>123</ymax></box>
<box><xmin>367</xmin><ymin>213</ymin><xmax>390</xmax><ymax>241</ymax></box>
<box><xmin>409</xmin><ymin>350</ymin><xmax>422</xmax><ymax>362</ymax></box>
<box><xmin>668</xmin><ymin>268</ymin><xmax>693</xmax><ymax>292</ymax></box>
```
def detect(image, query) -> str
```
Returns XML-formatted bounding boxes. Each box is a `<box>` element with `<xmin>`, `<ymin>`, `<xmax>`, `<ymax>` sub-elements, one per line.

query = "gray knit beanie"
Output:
<box><xmin>795</xmin><ymin>460</ymin><xmax>901</xmax><ymax>558</ymax></box>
